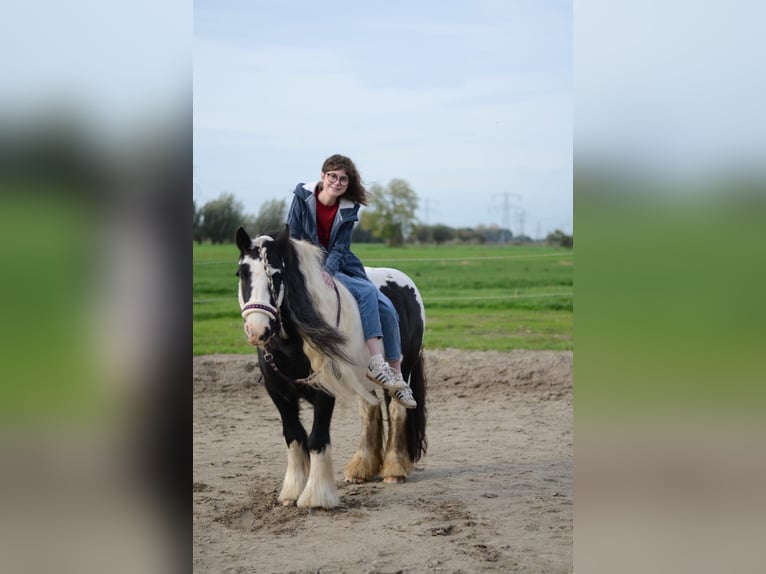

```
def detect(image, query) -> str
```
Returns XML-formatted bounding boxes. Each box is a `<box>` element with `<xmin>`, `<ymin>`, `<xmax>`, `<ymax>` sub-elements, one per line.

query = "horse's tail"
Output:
<box><xmin>404</xmin><ymin>347</ymin><xmax>428</xmax><ymax>462</ymax></box>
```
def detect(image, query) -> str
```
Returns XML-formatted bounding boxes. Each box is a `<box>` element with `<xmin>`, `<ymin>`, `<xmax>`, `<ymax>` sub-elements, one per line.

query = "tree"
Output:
<box><xmin>546</xmin><ymin>229</ymin><xmax>573</xmax><ymax>248</ymax></box>
<box><xmin>431</xmin><ymin>224</ymin><xmax>455</xmax><ymax>245</ymax></box>
<box><xmin>413</xmin><ymin>224</ymin><xmax>432</xmax><ymax>244</ymax></box>
<box><xmin>352</xmin><ymin>221</ymin><xmax>381</xmax><ymax>243</ymax></box>
<box><xmin>364</xmin><ymin>179</ymin><xmax>419</xmax><ymax>247</ymax></box>
<box><xmin>455</xmin><ymin>227</ymin><xmax>485</xmax><ymax>244</ymax></box>
<box><xmin>512</xmin><ymin>234</ymin><xmax>534</xmax><ymax>244</ymax></box>
<box><xmin>243</xmin><ymin>198</ymin><xmax>287</xmax><ymax>236</ymax></box>
<box><xmin>200</xmin><ymin>192</ymin><xmax>244</xmax><ymax>244</ymax></box>
<box><xmin>476</xmin><ymin>224</ymin><xmax>512</xmax><ymax>244</ymax></box>
<box><xmin>193</xmin><ymin>200</ymin><xmax>205</xmax><ymax>244</ymax></box>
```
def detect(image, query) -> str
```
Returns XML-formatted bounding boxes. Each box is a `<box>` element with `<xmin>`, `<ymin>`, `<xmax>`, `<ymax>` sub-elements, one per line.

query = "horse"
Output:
<box><xmin>235</xmin><ymin>225</ymin><xmax>428</xmax><ymax>509</ymax></box>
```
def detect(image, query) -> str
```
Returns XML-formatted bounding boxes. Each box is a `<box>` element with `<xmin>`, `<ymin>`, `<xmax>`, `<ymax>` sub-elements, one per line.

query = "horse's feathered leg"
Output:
<box><xmin>297</xmin><ymin>447</ymin><xmax>339</xmax><ymax>509</ymax></box>
<box><xmin>260</xmin><ymin>354</ymin><xmax>310</xmax><ymax>506</ymax></box>
<box><xmin>296</xmin><ymin>391</ymin><xmax>340</xmax><ymax>508</ymax></box>
<box><xmin>380</xmin><ymin>398</ymin><xmax>414</xmax><ymax>483</ymax></box>
<box><xmin>279</xmin><ymin>440</ymin><xmax>309</xmax><ymax>505</ymax></box>
<box><xmin>344</xmin><ymin>396</ymin><xmax>384</xmax><ymax>483</ymax></box>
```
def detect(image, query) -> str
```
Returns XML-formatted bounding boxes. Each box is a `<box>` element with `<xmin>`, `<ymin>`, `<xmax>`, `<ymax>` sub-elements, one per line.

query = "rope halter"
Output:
<box><xmin>240</xmin><ymin>243</ymin><xmax>285</xmax><ymax>341</ymax></box>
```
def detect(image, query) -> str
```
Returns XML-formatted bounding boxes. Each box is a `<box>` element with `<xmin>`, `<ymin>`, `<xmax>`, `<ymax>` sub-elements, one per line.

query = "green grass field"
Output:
<box><xmin>193</xmin><ymin>242</ymin><xmax>573</xmax><ymax>355</ymax></box>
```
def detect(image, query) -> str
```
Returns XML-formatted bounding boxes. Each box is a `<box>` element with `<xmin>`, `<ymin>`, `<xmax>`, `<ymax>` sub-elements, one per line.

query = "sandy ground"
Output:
<box><xmin>193</xmin><ymin>349</ymin><xmax>572</xmax><ymax>573</ymax></box>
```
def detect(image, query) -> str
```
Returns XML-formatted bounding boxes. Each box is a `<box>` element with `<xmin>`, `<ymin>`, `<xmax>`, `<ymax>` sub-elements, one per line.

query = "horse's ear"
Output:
<box><xmin>273</xmin><ymin>224</ymin><xmax>290</xmax><ymax>252</ymax></box>
<box><xmin>268</xmin><ymin>224</ymin><xmax>290</xmax><ymax>261</ymax></box>
<box><xmin>236</xmin><ymin>227</ymin><xmax>252</xmax><ymax>255</ymax></box>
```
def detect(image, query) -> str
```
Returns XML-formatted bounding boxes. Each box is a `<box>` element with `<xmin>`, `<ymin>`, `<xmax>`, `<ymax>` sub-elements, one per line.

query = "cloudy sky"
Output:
<box><xmin>576</xmin><ymin>1</ymin><xmax>766</xmax><ymax>183</ymax></box>
<box><xmin>194</xmin><ymin>0</ymin><xmax>572</xmax><ymax>237</ymax></box>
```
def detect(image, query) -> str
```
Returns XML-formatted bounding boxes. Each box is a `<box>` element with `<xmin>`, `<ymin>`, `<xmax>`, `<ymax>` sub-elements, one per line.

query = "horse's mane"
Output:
<box><xmin>282</xmin><ymin>238</ymin><xmax>352</xmax><ymax>366</ymax></box>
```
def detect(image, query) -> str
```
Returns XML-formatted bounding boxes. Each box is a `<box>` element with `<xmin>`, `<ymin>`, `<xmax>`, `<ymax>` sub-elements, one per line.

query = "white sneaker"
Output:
<box><xmin>389</xmin><ymin>386</ymin><xmax>417</xmax><ymax>409</ymax></box>
<box><xmin>366</xmin><ymin>360</ymin><xmax>407</xmax><ymax>390</ymax></box>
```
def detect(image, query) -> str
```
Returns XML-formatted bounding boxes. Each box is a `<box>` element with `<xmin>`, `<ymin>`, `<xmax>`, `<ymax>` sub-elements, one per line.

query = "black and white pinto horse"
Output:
<box><xmin>236</xmin><ymin>225</ymin><xmax>427</xmax><ymax>509</ymax></box>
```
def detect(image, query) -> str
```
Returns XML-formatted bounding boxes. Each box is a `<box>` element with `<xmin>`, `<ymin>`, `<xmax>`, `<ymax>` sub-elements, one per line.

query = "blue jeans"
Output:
<box><xmin>334</xmin><ymin>272</ymin><xmax>402</xmax><ymax>362</ymax></box>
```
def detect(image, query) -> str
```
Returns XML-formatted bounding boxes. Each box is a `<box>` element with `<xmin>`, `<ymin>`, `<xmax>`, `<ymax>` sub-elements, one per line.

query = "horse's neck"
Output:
<box><xmin>293</xmin><ymin>241</ymin><xmax>332</xmax><ymax>303</ymax></box>
<box><xmin>269</xmin><ymin>323</ymin><xmax>299</xmax><ymax>354</ymax></box>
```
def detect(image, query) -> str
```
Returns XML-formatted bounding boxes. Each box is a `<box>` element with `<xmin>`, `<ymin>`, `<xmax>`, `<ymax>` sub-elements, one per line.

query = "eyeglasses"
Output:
<box><xmin>326</xmin><ymin>172</ymin><xmax>349</xmax><ymax>185</ymax></box>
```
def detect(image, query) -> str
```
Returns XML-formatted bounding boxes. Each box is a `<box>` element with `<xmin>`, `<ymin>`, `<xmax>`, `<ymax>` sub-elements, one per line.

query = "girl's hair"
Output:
<box><xmin>321</xmin><ymin>154</ymin><xmax>368</xmax><ymax>205</ymax></box>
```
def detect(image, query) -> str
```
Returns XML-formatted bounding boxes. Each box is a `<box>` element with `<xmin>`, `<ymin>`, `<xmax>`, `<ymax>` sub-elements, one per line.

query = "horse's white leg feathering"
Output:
<box><xmin>381</xmin><ymin>400</ymin><xmax>413</xmax><ymax>483</ymax></box>
<box><xmin>297</xmin><ymin>446</ymin><xmax>340</xmax><ymax>509</ymax></box>
<box><xmin>279</xmin><ymin>440</ymin><xmax>309</xmax><ymax>506</ymax></box>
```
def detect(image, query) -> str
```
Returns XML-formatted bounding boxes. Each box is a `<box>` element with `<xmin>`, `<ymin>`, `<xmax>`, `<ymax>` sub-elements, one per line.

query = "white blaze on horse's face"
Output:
<box><xmin>237</xmin><ymin>239</ymin><xmax>283</xmax><ymax>346</ymax></box>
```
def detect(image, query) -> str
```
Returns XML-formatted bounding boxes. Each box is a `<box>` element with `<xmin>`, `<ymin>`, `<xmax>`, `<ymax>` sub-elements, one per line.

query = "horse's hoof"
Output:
<box><xmin>281</xmin><ymin>499</ymin><xmax>297</xmax><ymax>506</ymax></box>
<box><xmin>382</xmin><ymin>476</ymin><xmax>406</xmax><ymax>484</ymax></box>
<box><xmin>344</xmin><ymin>476</ymin><xmax>367</xmax><ymax>484</ymax></box>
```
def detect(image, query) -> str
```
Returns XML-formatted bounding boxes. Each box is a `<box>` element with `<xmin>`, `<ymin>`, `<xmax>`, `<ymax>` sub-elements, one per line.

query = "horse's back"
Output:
<box><xmin>364</xmin><ymin>267</ymin><xmax>425</xmax><ymax>329</ymax></box>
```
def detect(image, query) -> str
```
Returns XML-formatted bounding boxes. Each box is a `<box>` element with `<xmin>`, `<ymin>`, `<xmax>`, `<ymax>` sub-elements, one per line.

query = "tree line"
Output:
<box><xmin>193</xmin><ymin>180</ymin><xmax>572</xmax><ymax>247</ymax></box>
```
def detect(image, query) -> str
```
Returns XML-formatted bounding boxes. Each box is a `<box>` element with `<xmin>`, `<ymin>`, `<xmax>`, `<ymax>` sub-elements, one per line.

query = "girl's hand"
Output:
<box><xmin>321</xmin><ymin>271</ymin><xmax>334</xmax><ymax>290</ymax></box>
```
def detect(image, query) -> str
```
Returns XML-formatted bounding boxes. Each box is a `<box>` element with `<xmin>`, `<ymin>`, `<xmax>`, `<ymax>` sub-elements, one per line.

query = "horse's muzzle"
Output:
<box><xmin>245</xmin><ymin>320</ymin><xmax>275</xmax><ymax>346</ymax></box>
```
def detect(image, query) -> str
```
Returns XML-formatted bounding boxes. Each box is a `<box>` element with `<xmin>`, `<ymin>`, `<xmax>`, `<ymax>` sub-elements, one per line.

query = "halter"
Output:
<box><xmin>240</xmin><ymin>243</ymin><xmax>285</xmax><ymax>343</ymax></box>
<box><xmin>241</xmin><ymin>302</ymin><xmax>279</xmax><ymax>320</ymax></box>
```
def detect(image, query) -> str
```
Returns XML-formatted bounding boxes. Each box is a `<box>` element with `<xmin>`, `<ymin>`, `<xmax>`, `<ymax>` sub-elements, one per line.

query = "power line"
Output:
<box><xmin>420</xmin><ymin>198</ymin><xmax>440</xmax><ymax>225</ymax></box>
<box><xmin>515</xmin><ymin>207</ymin><xmax>526</xmax><ymax>238</ymax></box>
<box><xmin>491</xmin><ymin>193</ymin><xmax>522</xmax><ymax>242</ymax></box>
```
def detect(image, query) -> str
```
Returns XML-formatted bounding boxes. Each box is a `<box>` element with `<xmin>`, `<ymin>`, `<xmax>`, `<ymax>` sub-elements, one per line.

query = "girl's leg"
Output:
<box><xmin>334</xmin><ymin>273</ymin><xmax>407</xmax><ymax>392</ymax></box>
<box><xmin>377</xmin><ymin>292</ymin><xmax>402</xmax><ymax>367</ymax></box>
<box><xmin>334</xmin><ymin>272</ymin><xmax>382</xmax><ymax>342</ymax></box>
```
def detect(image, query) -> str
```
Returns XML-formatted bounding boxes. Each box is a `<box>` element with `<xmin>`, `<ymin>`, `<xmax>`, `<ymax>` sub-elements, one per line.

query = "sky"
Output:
<box><xmin>575</xmin><ymin>0</ymin><xmax>766</xmax><ymax>181</ymax></box>
<box><xmin>2</xmin><ymin>0</ymin><xmax>189</xmax><ymax>144</ymax></box>
<box><xmin>193</xmin><ymin>0</ymin><xmax>572</xmax><ymax>238</ymax></box>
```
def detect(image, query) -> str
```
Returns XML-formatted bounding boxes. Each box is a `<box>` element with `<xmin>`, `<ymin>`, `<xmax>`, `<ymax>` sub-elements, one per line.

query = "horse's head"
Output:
<box><xmin>235</xmin><ymin>225</ymin><xmax>290</xmax><ymax>346</ymax></box>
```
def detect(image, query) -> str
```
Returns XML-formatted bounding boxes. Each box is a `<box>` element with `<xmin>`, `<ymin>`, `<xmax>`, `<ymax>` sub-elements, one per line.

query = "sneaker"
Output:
<box><xmin>366</xmin><ymin>360</ymin><xmax>407</xmax><ymax>390</ymax></box>
<box><xmin>389</xmin><ymin>386</ymin><xmax>417</xmax><ymax>409</ymax></box>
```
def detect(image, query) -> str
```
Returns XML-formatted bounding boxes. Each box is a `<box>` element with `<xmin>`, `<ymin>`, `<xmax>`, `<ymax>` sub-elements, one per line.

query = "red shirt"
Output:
<box><xmin>315</xmin><ymin>191</ymin><xmax>339</xmax><ymax>248</ymax></box>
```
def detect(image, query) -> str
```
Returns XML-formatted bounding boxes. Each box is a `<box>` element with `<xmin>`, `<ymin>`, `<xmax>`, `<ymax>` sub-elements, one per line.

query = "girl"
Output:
<box><xmin>286</xmin><ymin>154</ymin><xmax>416</xmax><ymax>409</ymax></box>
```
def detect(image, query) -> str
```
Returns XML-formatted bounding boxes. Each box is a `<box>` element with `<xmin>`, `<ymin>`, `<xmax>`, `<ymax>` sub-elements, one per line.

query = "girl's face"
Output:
<box><xmin>321</xmin><ymin>169</ymin><xmax>349</xmax><ymax>201</ymax></box>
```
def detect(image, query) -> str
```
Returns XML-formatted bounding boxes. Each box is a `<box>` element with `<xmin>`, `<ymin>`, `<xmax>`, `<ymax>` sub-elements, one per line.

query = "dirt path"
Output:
<box><xmin>193</xmin><ymin>349</ymin><xmax>572</xmax><ymax>573</ymax></box>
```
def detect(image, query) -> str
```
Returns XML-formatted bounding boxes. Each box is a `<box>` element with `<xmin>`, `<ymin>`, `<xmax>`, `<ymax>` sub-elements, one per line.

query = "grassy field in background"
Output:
<box><xmin>194</xmin><ymin>242</ymin><xmax>573</xmax><ymax>355</ymax></box>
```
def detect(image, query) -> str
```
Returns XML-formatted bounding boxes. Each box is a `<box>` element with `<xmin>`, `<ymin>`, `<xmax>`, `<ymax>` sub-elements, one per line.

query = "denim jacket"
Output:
<box><xmin>286</xmin><ymin>182</ymin><xmax>368</xmax><ymax>280</ymax></box>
